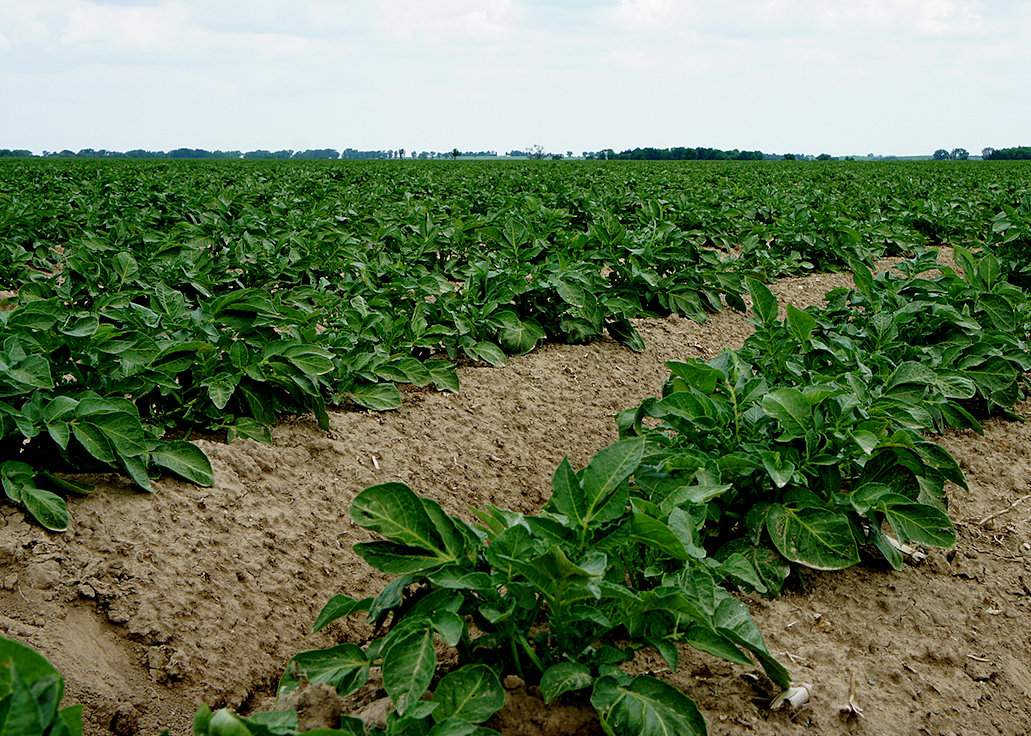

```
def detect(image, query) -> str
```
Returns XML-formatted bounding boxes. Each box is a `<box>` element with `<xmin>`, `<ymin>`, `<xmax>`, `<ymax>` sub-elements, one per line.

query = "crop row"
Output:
<box><xmin>2</xmin><ymin>160</ymin><xmax>1029</xmax><ymax>530</ymax></box>
<box><xmin>3</xmin><ymin>245</ymin><xmax>1027</xmax><ymax>733</ymax></box>
<box><xmin>182</xmin><ymin>248</ymin><xmax>1025</xmax><ymax>735</ymax></box>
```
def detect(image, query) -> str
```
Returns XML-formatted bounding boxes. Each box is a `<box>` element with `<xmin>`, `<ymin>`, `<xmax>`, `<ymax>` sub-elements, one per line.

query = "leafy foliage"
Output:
<box><xmin>262</xmin><ymin>466</ymin><xmax>789</xmax><ymax>736</ymax></box>
<box><xmin>195</xmin><ymin>246</ymin><xmax>1027</xmax><ymax>734</ymax></box>
<box><xmin>0</xmin><ymin>636</ymin><xmax>83</xmax><ymax>736</ymax></box>
<box><xmin>3</xmin><ymin>159</ymin><xmax>1028</xmax><ymax>529</ymax></box>
<box><xmin>618</xmin><ymin>249</ymin><xmax>1028</xmax><ymax>584</ymax></box>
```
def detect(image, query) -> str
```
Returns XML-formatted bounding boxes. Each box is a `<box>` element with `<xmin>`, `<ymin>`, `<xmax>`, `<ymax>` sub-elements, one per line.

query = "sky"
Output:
<box><xmin>1</xmin><ymin>0</ymin><xmax>1029</xmax><ymax>156</ymax></box>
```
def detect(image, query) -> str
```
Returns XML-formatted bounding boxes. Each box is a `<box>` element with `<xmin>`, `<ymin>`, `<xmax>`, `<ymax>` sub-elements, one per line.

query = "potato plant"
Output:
<box><xmin>266</xmin><ymin>456</ymin><xmax>790</xmax><ymax>736</ymax></box>
<box><xmin>0</xmin><ymin>636</ymin><xmax>83</xmax><ymax>736</ymax></box>
<box><xmin>197</xmin><ymin>248</ymin><xmax>1027</xmax><ymax>735</ymax></box>
<box><xmin>617</xmin><ymin>248</ymin><xmax>1027</xmax><ymax>583</ymax></box>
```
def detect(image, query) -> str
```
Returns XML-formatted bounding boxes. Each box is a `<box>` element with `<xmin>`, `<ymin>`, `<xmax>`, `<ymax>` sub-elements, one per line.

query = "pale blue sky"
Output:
<box><xmin>1</xmin><ymin>0</ymin><xmax>1028</xmax><ymax>155</ymax></box>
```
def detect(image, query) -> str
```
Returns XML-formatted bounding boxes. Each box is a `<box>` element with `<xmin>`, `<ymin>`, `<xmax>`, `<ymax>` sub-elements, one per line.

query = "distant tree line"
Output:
<box><xmin>5</xmin><ymin>145</ymin><xmax>1027</xmax><ymax>161</ymax></box>
<box><xmin>981</xmin><ymin>146</ymin><xmax>1031</xmax><ymax>160</ymax></box>
<box><xmin>933</xmin><ymin>148</ymin><xmax>970</xmax><ymax>160</ymax></box>
<box><xmin>931</xmin><ymin>146</ymin><xmax>1031</xmax><ymax>161</ymax></box>
<box><xmin>0</xmin><ymin>148</ymin><xmax>503</xmax><ymax>160</ymax></box>
<box><xmin>583</xmin><ymin>147</ymin><xmax>765</xmax><ymax>161</ymax></box>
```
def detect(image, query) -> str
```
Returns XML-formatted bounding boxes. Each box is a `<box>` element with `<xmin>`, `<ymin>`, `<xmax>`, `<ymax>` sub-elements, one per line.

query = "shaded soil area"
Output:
<box><xmin>1</xmin><ymin>264</ymin><xmax>1028</xmax><ymax>735</ymax></box>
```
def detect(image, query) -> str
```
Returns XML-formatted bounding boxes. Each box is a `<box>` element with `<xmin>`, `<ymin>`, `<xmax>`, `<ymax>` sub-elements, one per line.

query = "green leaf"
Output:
<box><xmin>747</xmin><ymin>278</ymin><xmax>778</xmax><ymax>325</ymax></box>
<box><xmin>761</xmin><ymin>388</ymin><xmax>810</xmax><ymax>440</ymax></box>
<box><xmin>465</xmin><ymin>341</ymin><xmax>507</xmax><ymax>367</ymax></box>
<box><xmin>660</xmin><ymin>479</ymin><xmax>733</xmax><ymax>509</ymax></box>
<box><xmin>427</xmin><ymin>721</ymin><xmax>498</xmax><ymax>736</ymax></box>
<box><xmin>427</xmin><ymin>612</ymin><xmax>463</xmax><ymax>649</ymax></box>
<box><xmin>496</xmin><ymin>313</ymin><xmax>545</xmax><ymax>354</ymax></box>
<box><xmin>42</xmin><ymin>396</ymin><xmax>79</xmax><ymax>423</ymax></box>
<box><xmin>607</xmin><ymin>317</ymin><xmax>646</xmax><ymax>352</ymax></box>
<box><xmin>19</xmin><ymin>486</ymin><xmax>70</xmax><ymax>532</ymax></box>
<box><xmin>555</xmin><ymin>279</ymin><xmax>587</xmax><ymax>308</ymax></box>
<box><xmin>39</xmin><ymin>472</ymin><xmax>92</xmax><ymax>497</ymax></box>
<box><xmin>667</xmin><ymin>507</ymin><xmax>707</xmax><ymax>560</ymax></box>
<box><xmin>227</xmin><ymin>418</ymin><xmax>272</xmax><ymax>443</ymax></box>
<box><xmin>539</xmin><ymin>662</ymin><xmax>594</xmax><ymax>704</ymax></box>
<box><xmin>278</xmin><ymin>644</ymin><xmax>369</xmax><ymax>696</ymax></box>
<box><xmin>312</xmin><ymin>595</ymin><xmax>372</xmax><ymax>633</ymax></box>
<box><xmin>765</xmin><ymin>504</ymin><xmax>860</xmax><ymax>570</ymax></box>
<box><xmin>60</xmin><ymin>315</ymin><xmax>99</xmax><ymax>338</ymax></box>
<box><xmin>121</xmin><ymin>453</ymin><xmax>153</xmax><ymax>492</ymax></box>
<box><xmin>112</xmin><ymin>252</ymin><xmax>139</xmax><ymax>283</ymax></box>
<box><xmin>354</xmin><ymin>541</ymin><xmax>454</xmax><ymax>575</ymax></box>
<box><xmin>549</xmin><ymin>457</ymin><xmax>581</xmax><ymax>521</ymax></box>
<box><xmin>717</xmin><ymin>541</ymin><xmax>789</xmax><ymax>595</ymax></box>
<box><xmin>591</xmin><ymin>675</ymin><xmax>706</xmax><ymax>736</ymax></box>
<box><xmin>152</xmin><ymin>441</ymin><xmax>214</xmax><ymax>486</ymax></box>
<box><xmin>53</xmin><ymin>705</ymin><xmax>84</xmax><ymax>736</ymax></box>
<box><xmin>578</xmin><ymin>438</ymin><xmax>644</xmax><ymax>528</ymax></box>
<box><xmin>4</xmin><ymin>355</ymin><xmax>54</xmax><ymax>389</ymax></box>
<box><xmin>516</xmin><ymin>546</ymin><xmax>606</xmax><ymax>604</ymax></box>
<box><xmin>205</xmin><ymin>709</ymin><xmax>254</xmax><ymax>736</ymax></box>
<box><xmin>351</xmin><ymin>483</ymin><xmax>447</xmax><ymax>551</ymax></box>
<box><xmin>966</xmin><ymin>356</ymin><xmax>1017</xmax><ymax>404</ymax></box>
<box><xmin>713</xmin><ymin>594</ymin><xmax>792</xmax><ymax>689</ymax></box>
<box><xmin>887</xmin><ymin>361</ymin><xmax>937</xmax><ymax>390</ymax></box>
<box><xmin>282</xmin><ymin>345</ymin><xmax>335</xmax><ymax>376</ymax></box>
<box><xmin>785</xmin><ymin>304</ymin><xmax>816</xmax><ymax>342</ymax></box>
<box><xmin>239</xmin><ymin>710</ymin><xmax>300</xmax><ymax>734</ymax></box>
<box><xmin>628</xmin><ymin>513</ymin><xmax>687</xmax><ymax>561</ymax></box>
<box><xmin>883</xmin><ymin>503</ymin><xmax>955</xmax><ymax>548</ymax></box>
<box><xmin>428</xmin><ymin>362</ymin><xmax>460</xmax><ymax>393</ymax></box>
<box><xmin>426</xmin><ymin>567</ymin><xmax>494</xmax><ymax>592</ymax></box>
<box><xmin>870</xmin><ymin>525</ymin><xmax>904</xmax><ymax>570</ymax></box>
<box><xmin>46</xmin><ymin>421</ymin><xmax>71</xmax><ymax>451</ymax></box>
<box><xmin>350</xmin><ymin>383</ymin><xmax>402</xmax><ymax>411</ymax></box>
<box><xmin>382</xmin><ymin>625</ymin><xmax>437</xmax><ymax>715</ymax></box>
<box><xmin>852</xmin><ymin>430</ymin><xmax>880</xmax><ymax>455</ymax></box>
<box><xmin>0</xmin><ymin>665</ymin><xmax>47</xmax><ymax>735</ymax></box>
<box><xmin>432</xmin><ymin>665</ymin><xmax>504</xmax><ymax>724</ymax></box>
<box><xmin>760</xmin><ymin>451</ymin><xmax>795</xmax><ymax>489</ymax></box>
<box><xmin>193</xmin><ymin>705</ymin><xmax>213</xmax><ymax>736</ymax></box>
<box><xmin>90</xmin><ymin>413</ymin><xmax>149</xmax><ymax>458</ymax></box>
<box><xmin>203</xmin><ymin>373</ymin><xmax>239</xmax><ymax>411</ymax></box>
<box><xmin>0</xmin><ymin>635</ymin><xmax>62</xmax><ymax>690</ymax></box>
<box><xmin>716</xmin><ymin>553</ymin><xmax>768</xmax><ymax>594</ymax></box>
<box><xmin>681</xmin><ymin>626</ymin><xmax>751</xmax><ymax>666</ymax></box>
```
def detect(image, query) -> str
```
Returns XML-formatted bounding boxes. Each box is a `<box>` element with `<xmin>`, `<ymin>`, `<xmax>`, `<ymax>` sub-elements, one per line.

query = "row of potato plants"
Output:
<box><xmin>0</xmin><ymin>165</ymin><xmax>758</xmax><ymax>531</ymax></box>
<box><xmin>4</xmin><ymin>249</ymin><xmax>1026</xmax><ymax>734</ymax></box>
<box><xmin>4</xmin><ymin>160</ymin><xmax>1029</xmax><ymax>530</ymax></box>
<box><xmin>187</xmin><ymin>248</ymin><xmax>1027</xmax><ymax>735</ymax></box>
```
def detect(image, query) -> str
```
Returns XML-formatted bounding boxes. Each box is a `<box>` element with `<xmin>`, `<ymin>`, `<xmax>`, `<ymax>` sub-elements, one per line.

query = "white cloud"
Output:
<box><xmin>0</xmin><ymin>0</ymin><xmax>1028</xmax><ymax>154</ymax></box>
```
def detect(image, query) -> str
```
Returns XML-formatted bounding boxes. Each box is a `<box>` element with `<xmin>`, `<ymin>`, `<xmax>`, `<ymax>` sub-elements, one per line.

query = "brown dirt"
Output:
<box><xmin>2</xmin><ymin>262</ymin><xmax>1029</xmax><ymax>736</ymax></box>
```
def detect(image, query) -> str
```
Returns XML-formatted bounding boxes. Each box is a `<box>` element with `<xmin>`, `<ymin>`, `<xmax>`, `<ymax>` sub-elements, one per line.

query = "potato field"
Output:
<box><xmin>0</xmin><ymin>160</ymin><xmax>1029</xmax><ymax>736</ymax></box>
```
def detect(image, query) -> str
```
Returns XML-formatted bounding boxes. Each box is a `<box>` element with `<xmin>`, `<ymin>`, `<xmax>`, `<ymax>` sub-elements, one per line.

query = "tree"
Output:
<box><xmin>950</xmin><ymin>148</ymin><xmax>969</xmax><ymax>160</ymax></box>
<box><xmin>932</xmin><ymin>149</ymin><xmax>950</xmax><ymax>160</ymax></box>
<box><xmin>450</xmin><ymin>148</ymin><xmax>460</xmax><ymax>160</ymax></box>
<box><xmin>529</xmin><ymin>144</ymin><xmax>545</xmax><ymax>160</ymax></box>
<box><xmin>398</xmin><ymin>148</ymin><xmax>405</xmax><ymax>159</ymax></box>
<box><xmin>816</xmin><ymin>153</ymin><xmax>833</xmax><ymax>161</ymax></box>
<box><xmin>981</xmin><ymin>146</ymin><xmax>1031</xmax><ymax>160</ymax></box>
<box><xmin>981</xmin><ymin>147</ymin><xmax>996</xmax><ymax>160</ymax></box>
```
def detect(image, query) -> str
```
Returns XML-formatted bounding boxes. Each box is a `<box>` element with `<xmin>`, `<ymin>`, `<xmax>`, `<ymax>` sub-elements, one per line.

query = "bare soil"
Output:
<box><xmin>1</xmin><ymin>264</ymin><xmax>1028</xmax><ymax>736</ymax></box>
